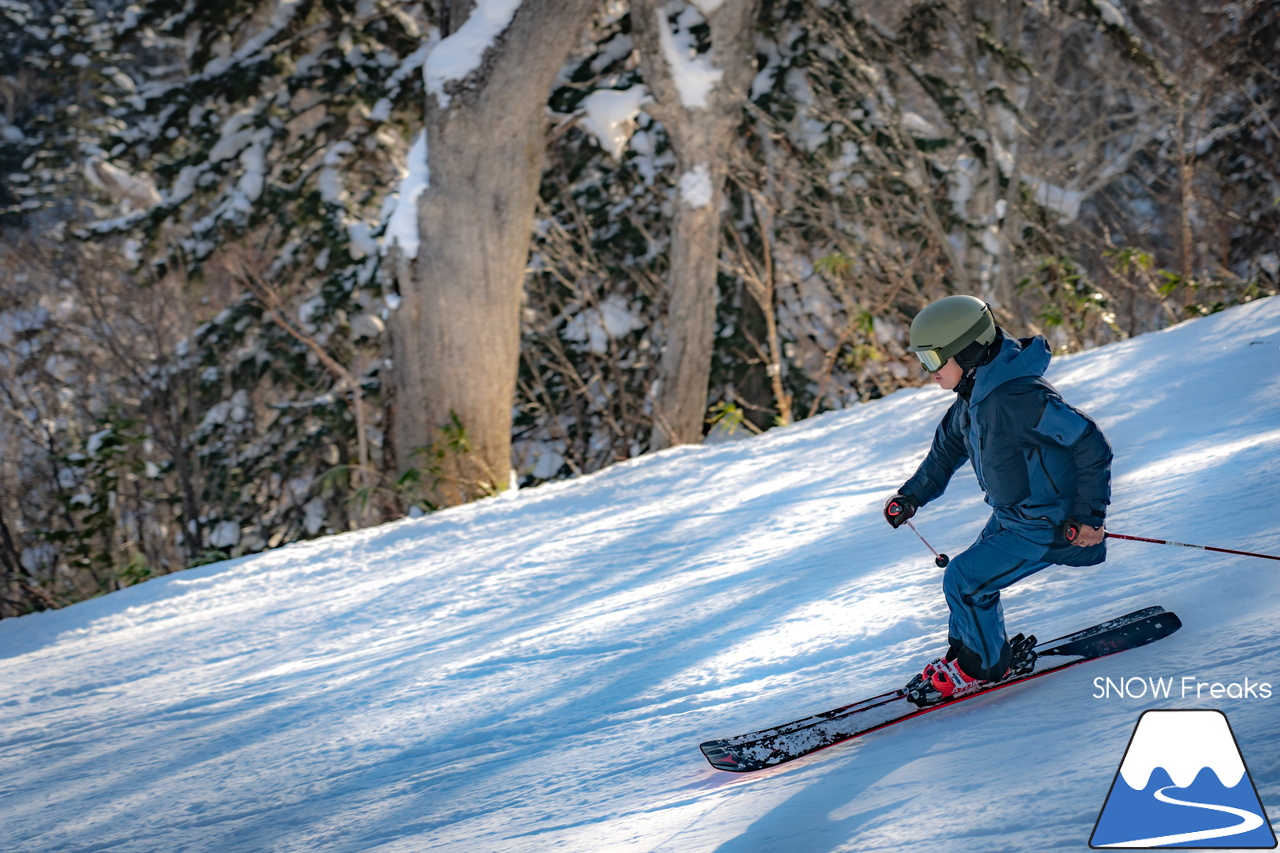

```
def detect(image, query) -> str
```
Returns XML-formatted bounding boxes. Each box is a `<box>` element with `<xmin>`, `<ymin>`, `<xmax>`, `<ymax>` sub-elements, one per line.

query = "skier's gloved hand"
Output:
<box><xmin>1063</xmin><ymin>519</ymin><xmax>1106</xmax><ymax>547</ymax></box>
<box><xmin>884</xmin><ymin>494</ymin><xmax>918</xmax><ymax>529</ymax></box>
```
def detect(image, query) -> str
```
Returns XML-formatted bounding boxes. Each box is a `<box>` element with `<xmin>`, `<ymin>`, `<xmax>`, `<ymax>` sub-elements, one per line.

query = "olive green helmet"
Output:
<box><xmin>908</xmin><ymin>295</ymin><xmax>997</xmax><ymax>372</ymax></box>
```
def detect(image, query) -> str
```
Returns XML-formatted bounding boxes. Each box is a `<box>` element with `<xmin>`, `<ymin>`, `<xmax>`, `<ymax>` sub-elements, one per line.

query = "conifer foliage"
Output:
<box><xmin>0</xmin><ymin>0</ymin><xmax>1275</xmax><ymax>616</ymax></box>
<box><xmin>2</xmin><ymin>0</ymin><xmax>431</xmax><ymax>612</ymax></box>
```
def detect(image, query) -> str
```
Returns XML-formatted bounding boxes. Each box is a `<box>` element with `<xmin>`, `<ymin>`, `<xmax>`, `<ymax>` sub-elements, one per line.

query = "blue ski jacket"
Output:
<box><xmin>900</xmin><ymin>331</ymin><xmax>1112</xmax><ymax>566</ymax></box>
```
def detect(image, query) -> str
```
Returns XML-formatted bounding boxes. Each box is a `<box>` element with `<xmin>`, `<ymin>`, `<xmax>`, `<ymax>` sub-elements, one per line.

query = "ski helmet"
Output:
<box><xmin>908</xmin><ymin>295</ymin><xmax>996</xmax><ymax>372</ymax></box>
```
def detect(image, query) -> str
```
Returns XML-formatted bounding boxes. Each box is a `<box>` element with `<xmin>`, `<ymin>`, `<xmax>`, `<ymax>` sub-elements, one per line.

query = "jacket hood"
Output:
<box><xmin>970</xmin><ymin>330</ymin><xmax>1051</xmax><ymax>403</ymax></box>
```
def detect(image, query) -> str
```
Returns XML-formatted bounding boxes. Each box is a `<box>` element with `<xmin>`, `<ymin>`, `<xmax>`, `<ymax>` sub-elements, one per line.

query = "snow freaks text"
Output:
<box><xmin>1093</xmin><ymin>676</ymin><xmax>1273</xmax><ymax>700</ymax></box>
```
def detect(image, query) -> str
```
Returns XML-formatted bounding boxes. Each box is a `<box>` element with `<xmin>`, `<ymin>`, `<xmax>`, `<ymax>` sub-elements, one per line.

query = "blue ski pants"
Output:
<box><xmin>943</xmin><ymin>517</ymin><xmax>1052</xmax><ymax>678</ymax></box>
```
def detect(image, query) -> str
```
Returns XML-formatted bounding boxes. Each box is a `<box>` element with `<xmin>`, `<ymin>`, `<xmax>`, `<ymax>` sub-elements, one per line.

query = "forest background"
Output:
<box><xmin>1</xmin><ymin>0</ymin><xmax>1276</xmax><ymax>617</ymax></box>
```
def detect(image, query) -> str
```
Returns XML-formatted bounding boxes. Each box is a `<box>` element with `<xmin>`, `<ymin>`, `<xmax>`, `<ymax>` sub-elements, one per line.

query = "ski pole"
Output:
<box><xmin>1065</xmin><ymin>524</ymin><xmax>1280</xmax><ymax>562</ymax></box>
<box><xmin>1108</xmin><ymin>532</ymin><xmax>1280</xmax><ymax>562</ymax></box>
<box><xmin>904</xmin><ymin>520</ymin><xmax>950</xmax><ymax>568</ymax></box>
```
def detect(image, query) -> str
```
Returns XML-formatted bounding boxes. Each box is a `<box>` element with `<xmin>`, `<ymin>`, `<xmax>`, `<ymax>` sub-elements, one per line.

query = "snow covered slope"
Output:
<box><xmin>3</xmin><ymin>298</ymin><xmax>1279</xmax><ymax>853</ymax></box>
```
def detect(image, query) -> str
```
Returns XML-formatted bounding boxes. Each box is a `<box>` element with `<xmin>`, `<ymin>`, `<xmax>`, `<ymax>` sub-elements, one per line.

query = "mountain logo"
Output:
<box><xmin>1091</xmin><ymin>709</ymin><xmax>1277</xmax><ymax>849</ymax></box>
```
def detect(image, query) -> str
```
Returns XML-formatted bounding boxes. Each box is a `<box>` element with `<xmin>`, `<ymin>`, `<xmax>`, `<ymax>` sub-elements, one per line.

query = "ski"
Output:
<box><xmin>699</xmin><ymin>606</ymin><xmax>1181</xmax><ymax>772</ymax></box>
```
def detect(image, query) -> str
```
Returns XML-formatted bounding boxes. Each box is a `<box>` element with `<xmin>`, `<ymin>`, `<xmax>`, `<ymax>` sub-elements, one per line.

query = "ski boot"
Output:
<box><xmin>905</xmin><ymin>633</ymin><xmax>1038</xmax><ymax>707</ymax></box>
<box><xmin>904</xmin><ymin>656</ymin><xmax>979</xmax><ymax>707</ymax></box>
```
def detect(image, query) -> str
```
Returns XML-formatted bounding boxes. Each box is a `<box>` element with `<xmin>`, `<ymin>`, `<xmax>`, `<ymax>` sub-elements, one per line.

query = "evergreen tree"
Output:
<box><xmin>1</xmin><ymin>0</ymin><xmax>1275</xmax><ymax>617</ymax></box>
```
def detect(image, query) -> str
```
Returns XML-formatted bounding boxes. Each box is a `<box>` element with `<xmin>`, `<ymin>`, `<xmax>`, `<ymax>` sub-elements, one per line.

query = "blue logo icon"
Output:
<box><xmin>1091</xmin><ymin>709</ymin><xmax>1276</xmax><ymax>848</ymax></box>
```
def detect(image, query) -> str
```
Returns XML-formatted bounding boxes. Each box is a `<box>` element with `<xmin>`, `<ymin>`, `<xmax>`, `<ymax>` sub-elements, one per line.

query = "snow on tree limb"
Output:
<box><xmin>423</xmin><ymin>0</ymin><xmax>523</xmax><ymax>108</ymax></box>
<box><xmin>653</xmin><ymin>3</ymin><xmax>723</xmax><ymax>110</ymax></box>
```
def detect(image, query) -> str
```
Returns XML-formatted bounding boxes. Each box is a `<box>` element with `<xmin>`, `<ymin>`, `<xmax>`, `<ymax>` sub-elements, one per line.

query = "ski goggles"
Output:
<box><xmin>915</xmin><ymin>348</ymin><xmax>945</xmax><ymax>373</ymax></box>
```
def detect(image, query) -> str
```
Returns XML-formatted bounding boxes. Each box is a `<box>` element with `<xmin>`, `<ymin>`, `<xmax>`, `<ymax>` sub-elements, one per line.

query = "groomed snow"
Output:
<box><xmin>2</xmin><ymin>298</ymin><xmax>1278</xmax><ymax>852</ymax></box>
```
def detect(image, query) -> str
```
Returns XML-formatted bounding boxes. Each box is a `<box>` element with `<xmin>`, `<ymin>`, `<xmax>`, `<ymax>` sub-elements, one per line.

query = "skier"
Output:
<box><xmin>884</xmin><ymin>295</ymin><xmax>1112</xmax><ymax>706</ymax></box>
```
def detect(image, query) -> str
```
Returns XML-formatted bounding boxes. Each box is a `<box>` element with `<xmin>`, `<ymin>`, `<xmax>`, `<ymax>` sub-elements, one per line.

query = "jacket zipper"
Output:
<box><xmin>1033</xmin><ymin>447</ymin><xmax>1060</xmax><ymax>495</ymax></box>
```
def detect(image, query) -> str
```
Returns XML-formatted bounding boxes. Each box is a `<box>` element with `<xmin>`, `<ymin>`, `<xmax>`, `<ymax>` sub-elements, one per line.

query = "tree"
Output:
<box><xmin>630</xmin><ymin>0</ymin><xmax>760</xmax><ymax>448</ymax></box>
<box><xmin>2</xmin><ymin>0</ymin><xmax>436</xmax><ymax>593</ymax></box>
<box><xmin>2</xmin><ymin>0</ymin><xmax>1276</xmax><ymax>619</ymax></box>
<box><xmin>387</xmin><ymin>0</ymin><xmax>596</xmax><ymax>506</ymax></box>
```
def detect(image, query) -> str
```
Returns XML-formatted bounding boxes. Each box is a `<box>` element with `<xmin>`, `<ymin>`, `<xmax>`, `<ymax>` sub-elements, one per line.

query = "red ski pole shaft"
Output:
<box><xmin>1106</xmin><ymin>532</ymin><xmax>1280</xmax><ymax>562</ymax></box>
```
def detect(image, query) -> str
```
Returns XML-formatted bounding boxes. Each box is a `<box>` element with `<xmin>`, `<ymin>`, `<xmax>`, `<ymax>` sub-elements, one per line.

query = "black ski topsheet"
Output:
<box><xmin>699</xmin><ymin>607</ymin><xmax>1182</xmax><ymax>772</ymax></box>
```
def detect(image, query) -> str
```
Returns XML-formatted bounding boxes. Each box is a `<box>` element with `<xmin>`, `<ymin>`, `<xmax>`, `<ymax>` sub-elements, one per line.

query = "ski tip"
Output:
<box><xmin>700</xmin><ymin>741</ymin><xmax>749</xmax><ymax>772</ymax></box>
<box><xmin>1142</xmin><ymin>610</ymin><xmax>1181</xmax><ymax>632</ymax></box>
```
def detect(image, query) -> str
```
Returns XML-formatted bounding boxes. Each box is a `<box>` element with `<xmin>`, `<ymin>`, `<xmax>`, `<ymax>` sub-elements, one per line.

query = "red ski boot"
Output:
<box><xmin>905</xmin><ymin>633</ymin><xmax>1037</xmax><ymax>707</ymax></box>
<box><xmin>905</xmin><ymin>656</ymin><xmax>982</xmax><ymax>706</ymax></box>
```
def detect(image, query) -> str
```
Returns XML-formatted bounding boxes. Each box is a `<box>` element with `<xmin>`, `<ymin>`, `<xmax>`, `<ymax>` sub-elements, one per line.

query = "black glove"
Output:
<box><xmin>1063</xmin><ymin>519</ymin><xmax>1106</xmax><ymax>545</ymax></box>
<box><xmin>884</xmin><ymin>493</ymin><xmax>918</xmax><ymax>529</ymax></box>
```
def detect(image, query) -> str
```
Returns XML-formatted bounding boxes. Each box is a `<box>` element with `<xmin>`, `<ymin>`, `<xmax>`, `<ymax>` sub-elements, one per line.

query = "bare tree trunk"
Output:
<box><xmin>389</xmin><ymin>0</ymin><xmax>594</xmax><ymax>507</ymax></box>
<box><xmin>633</xmin><ymin>0</ymin><xmax>760</xmax><ymax>449</ymax></box>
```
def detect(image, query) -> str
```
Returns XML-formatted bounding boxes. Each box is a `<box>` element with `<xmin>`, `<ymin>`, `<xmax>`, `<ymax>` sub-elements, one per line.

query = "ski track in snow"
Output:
<box><xmin>2</xmin><ymin>298</ymin><xmax>1279</xmax><ymax>852</ymax></box>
